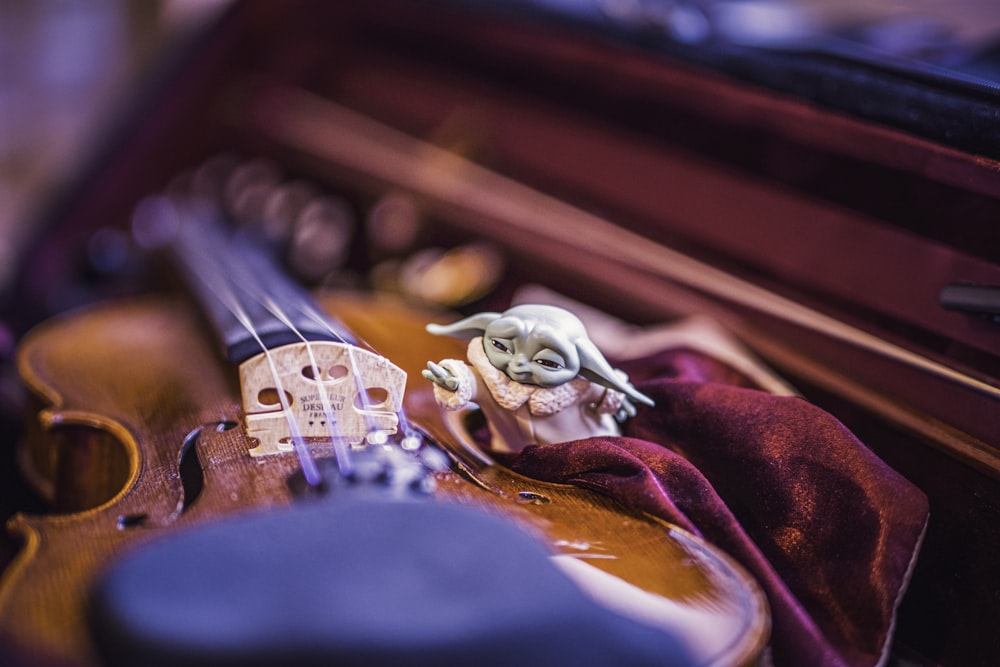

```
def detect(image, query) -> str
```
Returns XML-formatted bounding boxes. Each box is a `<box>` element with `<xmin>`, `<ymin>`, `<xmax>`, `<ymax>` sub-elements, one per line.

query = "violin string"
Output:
<box><xmin>208</xmin><ymin>156</ymin><xmax>416</xmax><ymax>448</ymax></box>
<box><xmin>144</xmin><ymin>165</ymin><xmax>422</xmax><ymax>487</ymax></box>
<box><xmin>185</xmin><ymin>191</ymin><xmax>410</xmax><ymax>478</ymax></box>
<box><xmin>292</xmin><ymin>296</ymin><xmax>418</xmax><ymax>446</ymax></box>
<box><xmin>169</xmin><ymin>196</ymin><xmax>325</xmax><ymax>487</ymax></box>
<box><xmin>293</xmin><ymin>302</ymin><xmax>381</xmax><ymax>432</ymax></box>
<box><xmin>246</xmin><ymin>335</ymin><xmax>326</xmax><ymax>487</ymax></box>
<box><xmin>227</xmin><ymin>229</ymin><xmax>428</xmax><ymax>470</ymax></box>
<box><xmin>248</xmin><ymin>286</ymin><xmax>356</xmax><ymax>479</ymax></box>
<box><xmin>248</xmin><ymin>240</ymin><xmax>423</xmax><ymax>449</ymax></box>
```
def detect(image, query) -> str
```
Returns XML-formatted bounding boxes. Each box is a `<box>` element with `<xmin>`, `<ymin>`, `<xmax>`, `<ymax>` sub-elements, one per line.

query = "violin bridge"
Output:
<box><xmin>238</xmin><ymin>341</ymin><xmax>406</xmax><ymax>457</ymax></box>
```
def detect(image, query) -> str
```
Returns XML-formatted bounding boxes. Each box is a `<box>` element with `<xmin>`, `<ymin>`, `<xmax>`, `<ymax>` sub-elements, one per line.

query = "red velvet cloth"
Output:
<box><xmin>494</xmin><ymin>349</ymin><xmax>928</xmax><ymax>667</ymax></box>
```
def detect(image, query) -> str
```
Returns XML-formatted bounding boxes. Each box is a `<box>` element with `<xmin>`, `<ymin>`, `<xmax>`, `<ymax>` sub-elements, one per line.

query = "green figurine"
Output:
<box><xmin>423</xmin><ymin>304</ymin><xmax>654</xmax><ymax>453</ymax></box>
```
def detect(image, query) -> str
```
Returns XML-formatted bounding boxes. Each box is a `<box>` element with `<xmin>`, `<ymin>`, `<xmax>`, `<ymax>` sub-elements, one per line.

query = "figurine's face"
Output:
<box><xmin>482</xmin><ymin>317</ymin><xmax>580</xmax><ymax>387</ymax></box>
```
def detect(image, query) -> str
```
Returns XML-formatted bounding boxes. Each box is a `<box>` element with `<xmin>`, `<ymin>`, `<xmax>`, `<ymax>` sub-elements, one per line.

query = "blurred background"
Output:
<box><xmin>2</xmin><ymin>0</ymin><xmax>1000</xmax><ymax>303</ymax></box>
<box><xmin>0</xmin><ymin>0</ymin><xmax>231</xmax><ymax>296</ymax></box>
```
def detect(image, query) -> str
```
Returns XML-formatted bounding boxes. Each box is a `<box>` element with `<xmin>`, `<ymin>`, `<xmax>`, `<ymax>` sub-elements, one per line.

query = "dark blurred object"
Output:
<box><xmin>90</xmin><ymin>499</ymin><xmax>694</xmax><ymax>667</ymax></box>
<box><xmin>510</xmin><ymin>0</ymin><xmax>1000</xmax><ymax>160</ymax></box>
<box><xmin>940</xmin><ymin>283</ymin><xmax>1000</xmax><ymax>324</ymax></box>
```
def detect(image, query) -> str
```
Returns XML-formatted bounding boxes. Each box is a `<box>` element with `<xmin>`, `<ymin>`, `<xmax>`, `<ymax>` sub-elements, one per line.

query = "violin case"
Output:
<box><xmin>2</xmin><ymin>1</ymin><xmax>999</xmax><ymax>665</ymax></box>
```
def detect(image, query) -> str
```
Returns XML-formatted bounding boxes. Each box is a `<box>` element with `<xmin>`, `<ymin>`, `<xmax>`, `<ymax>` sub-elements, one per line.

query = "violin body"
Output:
<box><xmin>6</xmin><ymin>297</ymin><xmax>297</xmax><ymax>661</ymax></box>
<box><xmin>1</xmin><ymin>291</ymin><xmax>769</xmax><ymax>666</ymax></box>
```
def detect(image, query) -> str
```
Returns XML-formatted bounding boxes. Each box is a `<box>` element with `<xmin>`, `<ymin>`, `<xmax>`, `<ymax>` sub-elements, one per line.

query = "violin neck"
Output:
<box><xmin>146</xmin><ymin>191</ymin><xmax>407</xmax><ymax>462</ymax></box>
<box><xmin>160</xmin><ymin>196</ymin><xmax>356</xmax><ymax>363</ymax></box>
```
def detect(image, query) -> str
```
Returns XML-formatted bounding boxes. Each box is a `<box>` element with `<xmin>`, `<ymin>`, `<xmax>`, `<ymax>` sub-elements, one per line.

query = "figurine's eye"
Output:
<box><xmin>490</xmin><ymin>339</ymin><xmax>510</xmax><ymax>353</ymax></box>
<box><xmin>533</xmin><ymin>351</ymin><xmax>566</xmax><ymax>371</ymax></box>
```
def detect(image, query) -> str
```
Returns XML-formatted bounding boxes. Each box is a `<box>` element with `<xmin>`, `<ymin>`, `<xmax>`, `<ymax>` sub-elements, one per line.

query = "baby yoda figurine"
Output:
<box><xmin>422</xmin><ymin>304</ymin><xmax>654</xmax><ymax>453</ymax></box>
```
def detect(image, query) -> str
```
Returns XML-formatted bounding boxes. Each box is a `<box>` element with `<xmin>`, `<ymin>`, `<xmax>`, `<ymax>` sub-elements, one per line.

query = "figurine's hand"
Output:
<box><xmin>422</xmin><ymin>361</ymin><xmax>459</xmax><ymax>391</ymax></box>
<box><xmin>615</xmin><ymin>396</ymin><xmax>638</xmax><ymax>423</ymax></box>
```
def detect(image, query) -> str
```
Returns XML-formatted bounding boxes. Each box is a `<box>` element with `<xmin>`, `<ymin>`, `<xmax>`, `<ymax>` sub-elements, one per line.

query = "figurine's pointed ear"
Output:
<box><xmin>426</xmin><ymin>312</ymin><xmax>501</xmax><ymax>339</ymax></box>
<box><xmin>577</xmin><ymin>339</ymin><xmax>655</xmax><ymax>407</ymax></box>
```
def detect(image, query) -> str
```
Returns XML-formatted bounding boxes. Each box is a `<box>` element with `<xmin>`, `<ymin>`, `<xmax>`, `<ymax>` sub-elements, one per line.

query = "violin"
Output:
<box><xmin>0</xmin><ymin>159</ymin><xmax>769</xmax><ymax>666</ymax></box>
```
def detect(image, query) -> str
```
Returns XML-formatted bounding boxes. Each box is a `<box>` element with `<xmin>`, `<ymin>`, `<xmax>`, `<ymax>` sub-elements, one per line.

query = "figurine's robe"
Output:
<box><xmin>431</xmin><ymin>338</ymin><xmax>625</xmax><ymax>453</ymax></box>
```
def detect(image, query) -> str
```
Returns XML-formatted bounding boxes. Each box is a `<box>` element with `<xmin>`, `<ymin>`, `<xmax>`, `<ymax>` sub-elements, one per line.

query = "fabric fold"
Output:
<box><xmin>494</xmin><ymin>348</ymin><xmax>928</xmax><ymax>667</ymax></box>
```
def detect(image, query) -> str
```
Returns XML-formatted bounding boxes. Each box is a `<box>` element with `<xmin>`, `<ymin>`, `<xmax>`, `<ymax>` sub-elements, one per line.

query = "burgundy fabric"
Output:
<box><xmin>493</xmin><ymin>349</ymin><xmax>928</xmax><ymax>667</ymax></box>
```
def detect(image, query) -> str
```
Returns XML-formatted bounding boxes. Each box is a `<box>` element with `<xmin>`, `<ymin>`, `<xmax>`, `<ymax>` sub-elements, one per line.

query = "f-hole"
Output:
<box><xmin>177</xmin><ymin>421</ymin><xmax>235</xmax><ymax>513</ymax></box>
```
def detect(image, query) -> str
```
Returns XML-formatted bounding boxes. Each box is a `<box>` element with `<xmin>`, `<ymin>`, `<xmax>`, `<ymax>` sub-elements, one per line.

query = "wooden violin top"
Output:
<box><xmin>2</xmin><ymin>291</ymin><xmax>768</xmax><ymax>666</ymax></box>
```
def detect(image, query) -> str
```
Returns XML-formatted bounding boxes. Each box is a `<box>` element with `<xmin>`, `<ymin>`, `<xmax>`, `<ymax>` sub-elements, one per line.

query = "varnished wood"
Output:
<box><xmin>1</xmin><ymin>292</ymin><xmax>769</xmax><ymax>666</ymax></box>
